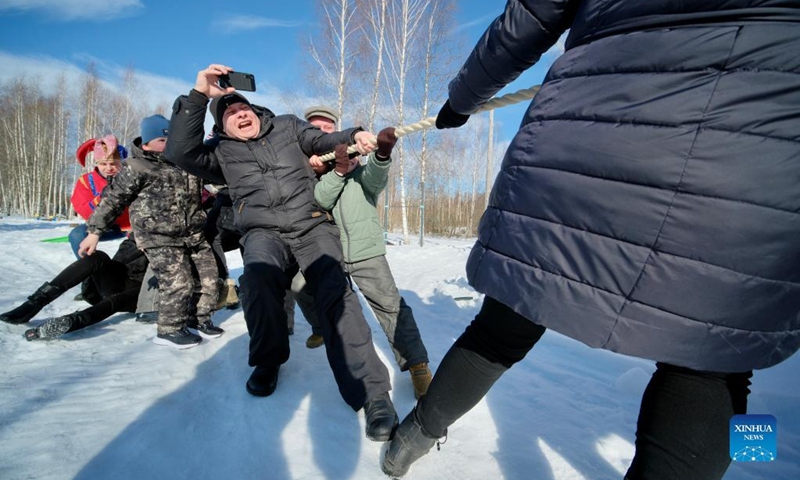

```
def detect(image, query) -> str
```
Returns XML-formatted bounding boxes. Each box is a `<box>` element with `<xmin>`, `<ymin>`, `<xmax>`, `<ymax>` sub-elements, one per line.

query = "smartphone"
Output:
<box><xmin>219</xmin><ymin>71</ymin><xmax>257</xmax><ymax>92</ymax></box>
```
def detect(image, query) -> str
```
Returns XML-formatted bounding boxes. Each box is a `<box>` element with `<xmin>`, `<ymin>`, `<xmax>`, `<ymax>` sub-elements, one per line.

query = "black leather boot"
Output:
<box><xmin>1</xmin><ymin>282</ymin><xmax>63</xmax><ymax>324</ymax></box>
<box><xmin>363</xmin><ymin>392</ymin><xmax>399</xmax><ymax>442</ymax></box>
<box><xmin>381</xmin><ymin>408</ymin><xmax>441</xmax><ymax>478</ymax></box>
<box><xmin>246</xmin><ymin>364</ymin><xmax>280</xmax><ymax>397</ymax></box>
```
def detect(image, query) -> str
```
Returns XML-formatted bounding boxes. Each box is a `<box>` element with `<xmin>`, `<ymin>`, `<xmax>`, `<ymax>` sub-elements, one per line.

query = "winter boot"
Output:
<box><xmin>363</xmin><ymin>392</ymin><xmax>399</xmax><ymax>442</ymax></box>
<box><xmin>23</xmin><ymin>312</ymin><xmax>85</xmax><ymax>341</ymax></box>
<box><xmin>381</xmin><ymin>408</ymin><xmax>442</xmax><ymax>478</ymax></box>
<box><xmin>408</xmin><ymin>362</ymin><xmax>432</xmax><ymax>399</ymax></box>
<box><xmin>305</xmin><ymin>334</ymin><xmax>324</xmax><ymax>349</ymax></box>
<box><xmin>246</xmin><ymin>364</ymin><xmax>280</xmax><ymax>397</ymax></box>
<box><xmin>215</xmin><ymin>278</ymin><xmax>240</xmax><ymax>310</ymax></box>
<box><xmin>1</xmin><ymin>282</ymin><xmax>63</xmax><ymax>324</ymax></box>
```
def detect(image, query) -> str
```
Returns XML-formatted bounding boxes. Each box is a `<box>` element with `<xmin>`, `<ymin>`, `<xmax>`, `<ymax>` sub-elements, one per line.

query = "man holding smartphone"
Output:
<box><xmin>165</xmin><ymin>64</ymin><xmax>399</xmax><ymax>443</ymax></box>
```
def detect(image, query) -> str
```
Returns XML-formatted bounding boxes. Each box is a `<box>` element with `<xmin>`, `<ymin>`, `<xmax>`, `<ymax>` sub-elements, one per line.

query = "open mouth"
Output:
<box><xmin>238</xmin><ymin>119</ymin><xmax>253</xmax><ymax>129</ymax></box>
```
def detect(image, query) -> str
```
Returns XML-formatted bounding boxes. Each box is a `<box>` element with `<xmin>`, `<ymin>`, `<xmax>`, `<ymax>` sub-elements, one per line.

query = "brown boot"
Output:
<box><xmin>215</xmin><ymin>278</ymin><xmax>240</xmax><ymax>310</ymax></box>
<box><xmin>305</xmin><ymin>334</ymin><xmax>324</xmax><ymax>349</ymax></box>
<box><xmin>408</xmin><ymin>362</ymin><xmax>432</xmax><ymax>399</ymax></box>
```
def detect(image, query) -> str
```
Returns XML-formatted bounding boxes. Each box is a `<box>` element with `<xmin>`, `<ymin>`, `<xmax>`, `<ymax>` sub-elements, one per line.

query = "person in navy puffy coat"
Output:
<box><xmin>382</xmin><ymin>1</ymin><xmax>800</xmax><ymax>478</ymax></box>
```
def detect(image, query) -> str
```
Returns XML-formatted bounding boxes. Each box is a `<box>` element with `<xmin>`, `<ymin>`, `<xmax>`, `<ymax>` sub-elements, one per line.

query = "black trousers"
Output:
<box><xmin>239</xmin><ymin>224</ymin><xmax>391</xmax><ymax>410</ymax></box>
<box><xmin>203</xmin><ymin>194</ymin><xmax>242</xmax><ymax>279</ymax></box>
<box><xmin>420</xmin><ymin>296</ymin><xmax>752</xmax><ymax>480</ymax></box>
<box><xmin>50</xmin><ymin>251</ymin><xmax>140</xmax><ymax>331</ymax></box>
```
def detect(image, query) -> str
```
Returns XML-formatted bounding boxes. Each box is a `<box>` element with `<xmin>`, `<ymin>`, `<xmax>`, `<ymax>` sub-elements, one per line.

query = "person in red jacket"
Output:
<box><xmin>68</xmin><ymin>135</ymin><xmax>132</xmax><ymax>258</ymax></box>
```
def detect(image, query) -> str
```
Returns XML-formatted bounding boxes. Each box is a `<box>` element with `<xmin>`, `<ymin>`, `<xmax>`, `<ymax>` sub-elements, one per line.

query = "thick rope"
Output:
<box><xmin>316</xmin><ymin>85</ymin><xmax>540</xmax><ymax>162</ymax></box>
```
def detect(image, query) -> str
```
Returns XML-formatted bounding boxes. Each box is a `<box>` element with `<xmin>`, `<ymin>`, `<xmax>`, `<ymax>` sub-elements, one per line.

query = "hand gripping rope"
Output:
<box><xmin>315</xmin><ymin>85</ymin><xmax>540</xmax><ymax>162</ymax></box>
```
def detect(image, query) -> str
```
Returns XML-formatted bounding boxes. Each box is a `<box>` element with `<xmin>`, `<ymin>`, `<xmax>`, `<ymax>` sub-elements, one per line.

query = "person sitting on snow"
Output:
<box><xmin>0</xmin><ymin>233</ymin><xmax>147</xmax><ymax>341</ymax></box>
<box><xmin>68</xmin><ymin>135</ymin><xmax>131</xmax><ymax>259</ymax></box>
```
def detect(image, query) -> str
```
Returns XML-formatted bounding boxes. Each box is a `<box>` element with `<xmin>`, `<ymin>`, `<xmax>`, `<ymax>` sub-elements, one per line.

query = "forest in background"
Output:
<box><xmin>0</xmin><ymin>0</ymin><xmax>516</xmax><ymax>244</ymax></box>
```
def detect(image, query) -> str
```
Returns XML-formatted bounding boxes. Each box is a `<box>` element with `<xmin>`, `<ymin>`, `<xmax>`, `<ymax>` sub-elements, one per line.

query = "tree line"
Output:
<box><xmin>0</xmin><ymin>65</ymin><xmax>165</xmax><ymax>220</ymax></box>
<box><xmin>301</xmin><ymin>0</ymin><xmax>507</xmax><ymax>244</ymax></box>
<box><xmin>0</xmin><ymin>0</ymin><xmax>507</xmax><ymax>244</ymax></box>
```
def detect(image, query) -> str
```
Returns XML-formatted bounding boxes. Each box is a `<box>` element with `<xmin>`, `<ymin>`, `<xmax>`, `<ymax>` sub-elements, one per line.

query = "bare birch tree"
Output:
<box><xmin>79</xmin><ymin>64</ymin><xmax>102</xmax><ymax>145</ymax></box>
<box><xmin>0</xmin><ymin>77</ymin><xmax>72</xmax><ymax>218</ymax></box>
<box><xmin>383</xmin><ymin>0</ymin><xmax>431</xmax><ymax>243</ymax></box>
<box><xmin>415</xmin><ymin>0</ymin><xmax>456</xmax><ymax>245</ymax></box>
<box><xmin>306</xmin><ymin>0</ymin><xmax>358</xmax><ymax>126</ymax></box>
<box><xmin>109</xmin><ymin>66</ymin><xmax>143</xmax><ymax>147</ymax></box>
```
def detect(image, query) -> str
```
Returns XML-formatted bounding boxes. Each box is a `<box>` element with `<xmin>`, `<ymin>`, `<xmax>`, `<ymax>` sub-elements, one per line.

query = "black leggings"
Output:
<box><xmin>428</xmin><ymin>296</ymin><xmax>752</xmax><ymax>480</ymax></box>
<box><xmin>50</xmin><ymin>252</ymin><xmax>139</xmax><ymax>329</ymax></box>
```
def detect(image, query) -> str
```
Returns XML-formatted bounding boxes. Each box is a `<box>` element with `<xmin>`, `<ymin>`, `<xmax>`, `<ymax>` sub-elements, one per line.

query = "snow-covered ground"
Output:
<box><xmin>0</xmin><ymin>217</ymin><xmax>797</xmax><ymax>480</ymax></box>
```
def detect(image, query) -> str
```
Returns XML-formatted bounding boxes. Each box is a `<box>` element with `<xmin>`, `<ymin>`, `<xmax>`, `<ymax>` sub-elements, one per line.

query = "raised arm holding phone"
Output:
<box><xmin>165</xmin><ymin>64</ymin><xmax>400</xmax><ymax>443</ymax></box>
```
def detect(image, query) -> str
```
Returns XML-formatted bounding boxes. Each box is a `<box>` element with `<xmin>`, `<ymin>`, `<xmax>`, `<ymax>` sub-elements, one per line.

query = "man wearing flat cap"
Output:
<box><xmin>304</xmin><ymin>105</ymin><xmax>339</xmax><ymax>125</ymax></box>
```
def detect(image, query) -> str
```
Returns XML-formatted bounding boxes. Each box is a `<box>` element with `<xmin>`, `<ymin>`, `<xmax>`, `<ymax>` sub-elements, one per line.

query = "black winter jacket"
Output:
<box><xmin>166</xmin><ymin>89</ymin><xmax>362</xmax><ymax>238</ymax></box>
<box><xmin>87</xmin><ymin>138</ymin><xmax>207</xmax><ymax>249</ymax></box>
<box><xmin>456</xmin><ymin>0</ymin><xmax>800</xmax><ymax>372</ymax></box>
<box><xmin>81</xmin><ymin>234</ymin><xmax>148</xmax><ymax>305</ymax></box>
<box><xmin>110</xmin><ymin>233</ymin><xmax>149</xmax><ymax>283</ymax></box>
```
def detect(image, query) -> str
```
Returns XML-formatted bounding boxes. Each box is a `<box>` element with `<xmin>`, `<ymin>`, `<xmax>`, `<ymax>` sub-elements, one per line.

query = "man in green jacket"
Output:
<box><xmin>307</xmin><ymin>107</ymin><xmax>432</xmax><ymax>398</ymax></box>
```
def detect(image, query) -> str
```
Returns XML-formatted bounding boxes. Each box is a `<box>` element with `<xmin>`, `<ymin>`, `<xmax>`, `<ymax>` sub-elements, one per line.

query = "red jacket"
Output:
<box><xmin>71</xmin><ymin>169</ymin><xmax>131</xmax><ymax>231</ymax></box>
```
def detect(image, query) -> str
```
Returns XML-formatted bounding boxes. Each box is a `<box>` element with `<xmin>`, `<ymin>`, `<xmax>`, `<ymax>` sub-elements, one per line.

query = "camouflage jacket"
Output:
<box><xmin>87</xmin><ymin>137</ymin><xmax>207</xmax><ymax>249</ymax></box>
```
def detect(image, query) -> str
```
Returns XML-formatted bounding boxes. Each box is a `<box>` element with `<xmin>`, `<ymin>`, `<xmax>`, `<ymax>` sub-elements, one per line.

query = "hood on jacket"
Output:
<box><xmin>215</xmin><ymin>103</ymin><xmax>276</xmax><ymax>142</ymax></box>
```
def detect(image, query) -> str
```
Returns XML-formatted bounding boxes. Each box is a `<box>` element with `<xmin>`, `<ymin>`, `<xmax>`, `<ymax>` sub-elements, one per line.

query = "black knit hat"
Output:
<box><xmin>209</xmin><ymin>92</ymin><xmax>252</xmax><ymax>131</ymax></box>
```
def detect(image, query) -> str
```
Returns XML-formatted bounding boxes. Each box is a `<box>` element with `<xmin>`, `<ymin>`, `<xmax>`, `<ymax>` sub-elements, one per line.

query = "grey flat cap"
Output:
<box><xmin>304</xmin><ymin>105</ymin><xmax>339</xmax><ymax>124</ymax></box>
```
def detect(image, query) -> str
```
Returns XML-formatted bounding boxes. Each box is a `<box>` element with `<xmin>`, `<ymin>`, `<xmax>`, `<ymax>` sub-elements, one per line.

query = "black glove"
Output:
<box><xmin>334</xmin><ymin>144</ymin><xmax>350</xmax><ymax>176</ymax></box>
<box><xmin>435</xmin><ymin>99</ymin><xmax>470</xmax><ymax>129</ymax></box>
<box><xmin>376</xmin><ymin>127</ymin><xmax>397</xmax><ymax>158</ymax></box>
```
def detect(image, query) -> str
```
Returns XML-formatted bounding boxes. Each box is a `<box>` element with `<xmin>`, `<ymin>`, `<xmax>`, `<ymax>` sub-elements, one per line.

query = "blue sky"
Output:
<box><xmin>0</xmin><ymin>0</ymin><xmax>559</xmax><ymax>142</ymax></box>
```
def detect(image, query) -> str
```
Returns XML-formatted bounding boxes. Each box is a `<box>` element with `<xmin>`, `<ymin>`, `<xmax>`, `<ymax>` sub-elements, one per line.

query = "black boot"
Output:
<box><xmin>24</xmin><ymin>311</ymin><xmax>86</xmax><ymax>341</ymax></box>
<box><xmin>1</xmin><ymin>282</ymin><xmax>63</xmax><ymax>324</ymax></box>
<box><xmin>364</xmin><ymin>392</ymin><xmax>399</xmax><ymax>442</ymax></box>
<box><xmin>382</xmin><ymin>408</ymin><xmax>441</xmax><ymax>478</ymax></box>
<box><xmin>246</xmin><ymin>364</ymin><xmax>280</xmax><ymax>397</ymax></box>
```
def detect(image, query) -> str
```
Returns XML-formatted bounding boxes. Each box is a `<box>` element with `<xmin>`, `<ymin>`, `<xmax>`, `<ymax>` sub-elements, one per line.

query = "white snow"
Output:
<box><xmin>0</xmin><ymin>217</ymin><xmax>798</xmax><ymax>480</ymax></box>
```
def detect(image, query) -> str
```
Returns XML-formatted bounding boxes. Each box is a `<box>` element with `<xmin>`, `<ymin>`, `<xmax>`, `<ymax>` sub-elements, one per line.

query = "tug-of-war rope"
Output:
<box><xmin>315</xmin><ymin>85</ymin><xmax>541</xmax><ymax>162</ymax></box>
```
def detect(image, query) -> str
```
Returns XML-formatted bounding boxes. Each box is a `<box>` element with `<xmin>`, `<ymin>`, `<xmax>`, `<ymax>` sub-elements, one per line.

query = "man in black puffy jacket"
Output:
<box><xmin>166</xmin><ymin>64</ymin><xmax>398</xmax><ymax>443</ymax></box>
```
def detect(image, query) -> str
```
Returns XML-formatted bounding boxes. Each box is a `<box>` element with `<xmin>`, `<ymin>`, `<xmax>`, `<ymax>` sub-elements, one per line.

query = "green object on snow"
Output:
<box><xmin>40</xmin><ymin>236</ymin><xmax>70</xmax><ymax>243</ymax></box>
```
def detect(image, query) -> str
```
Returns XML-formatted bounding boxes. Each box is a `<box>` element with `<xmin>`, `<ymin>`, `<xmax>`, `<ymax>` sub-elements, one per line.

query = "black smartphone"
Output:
<box><xmin>219</xmin><ymin>71</ymin><xmax>257</xmax><ymax>92</ymax></box>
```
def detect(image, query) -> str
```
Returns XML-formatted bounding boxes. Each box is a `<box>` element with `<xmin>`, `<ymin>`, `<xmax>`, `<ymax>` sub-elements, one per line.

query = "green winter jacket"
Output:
<box><xmin>314</xmin><ymin>152</ymin><xmax>390</xmax><ymax>263</ymax></box>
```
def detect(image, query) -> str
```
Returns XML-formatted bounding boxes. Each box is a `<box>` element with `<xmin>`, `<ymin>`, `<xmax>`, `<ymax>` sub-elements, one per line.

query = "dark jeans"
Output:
<box><xmin>68</xmin><ymin>224</ymin><xmax>125</xmax><ymax>259</ymax></box>
<box><xmin>299</xmin><ymin>255</ymin><xmax>429</xmax><ymax>370</ymax></box>
<box><xmin>418</xmin><ymin>296</ymin><xmax>752</xmax><ymax>480</ymax></box>
<box><xmin>239</xmin><ymin>224</ymin><xmax>391</xmax><ymax>410</ymax></box>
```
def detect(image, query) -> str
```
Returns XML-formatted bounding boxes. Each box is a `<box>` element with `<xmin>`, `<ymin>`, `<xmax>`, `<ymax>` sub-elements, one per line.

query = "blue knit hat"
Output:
<box><xmin>141</xmin><ymin>114</ymin><xmax>169</xmax><ymax>145</ymax></box>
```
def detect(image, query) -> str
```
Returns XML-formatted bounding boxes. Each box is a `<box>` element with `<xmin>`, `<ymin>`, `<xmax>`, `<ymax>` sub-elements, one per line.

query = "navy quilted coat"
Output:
<box><xmin>456</xmin><ymin>0</ymin><xmax>800</xmax><ymax>372</ymax></box>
